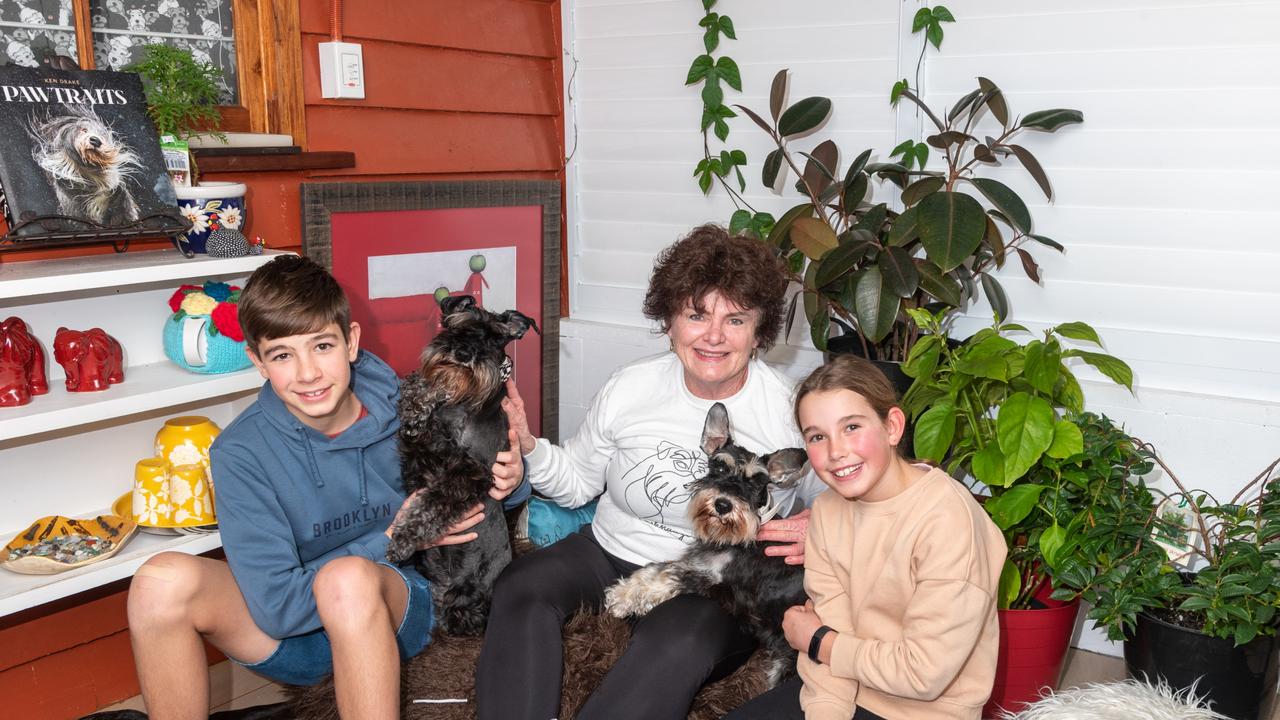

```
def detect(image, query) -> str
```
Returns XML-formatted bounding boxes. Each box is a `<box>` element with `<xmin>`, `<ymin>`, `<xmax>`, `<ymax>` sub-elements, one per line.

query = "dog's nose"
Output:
<box><xmin>89</xmin><ymin>136</ymin><xmax>102</xmax><ymax>148</ymax></box>
<box><xmin>714</xmin><ymin>498</ymin><xmax>732</xmax><ymax>515</ymax></box>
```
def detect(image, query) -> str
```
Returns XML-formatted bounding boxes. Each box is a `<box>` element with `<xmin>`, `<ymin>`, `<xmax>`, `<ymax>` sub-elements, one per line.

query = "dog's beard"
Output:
<box><xmin>418</xmin><ymin>346</ymin><xmax>503</xmax><ymax>409</ymax></box>
<box><xmin>689</xmin><ymin>488</ymin><xmax>759</xmax><ymax>545</ymax></box>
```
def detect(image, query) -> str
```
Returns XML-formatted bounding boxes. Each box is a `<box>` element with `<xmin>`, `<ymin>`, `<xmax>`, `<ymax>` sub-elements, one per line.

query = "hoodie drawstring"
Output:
<box><xmin>356</xmin><ymin>447</ymin><xmax>368</xmax><ymax>506</ymax></box>
<box><xmin>298</xmin><ymin>428</ymin><xmax>325</xmax><ymax>489</ymax></box>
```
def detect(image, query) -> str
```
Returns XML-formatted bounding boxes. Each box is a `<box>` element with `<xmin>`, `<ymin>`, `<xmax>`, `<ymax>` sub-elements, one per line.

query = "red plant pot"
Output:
<box><xmin>983</xmin><ymin>598</ymin><xmax>1080</xmax><ymax>718</ymax></box>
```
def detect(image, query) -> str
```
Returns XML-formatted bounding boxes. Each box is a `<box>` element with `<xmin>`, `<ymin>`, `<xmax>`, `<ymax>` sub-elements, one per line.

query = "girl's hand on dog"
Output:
<box><xmin>757</xmin><ymin>508</ymin><xmax>810</xmax><ymax>565</ymax></box>
<box><xmin>490</xmin><ymin>429</ymin><xmax>523</xmax><ymax>501</ymax></box>
<box><xmin>501</xmin><ymin>380</ymin><xmax>537</xmax><ymax>455</ymax></box>
<box><xmin>783</xmin><ymin>600</ymin><xmax>828</xmax><ymax>660</ymax></box>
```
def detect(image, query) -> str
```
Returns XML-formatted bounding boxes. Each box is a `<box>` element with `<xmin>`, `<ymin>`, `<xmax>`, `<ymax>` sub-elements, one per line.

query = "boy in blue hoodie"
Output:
<box><xmin>127</xmin><ymin>255</ymin><xmax>530</xmax><ymax>719</ymax></box>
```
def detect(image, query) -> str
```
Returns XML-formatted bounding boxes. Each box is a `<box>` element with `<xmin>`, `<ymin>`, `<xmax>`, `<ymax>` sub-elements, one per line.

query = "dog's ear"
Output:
<box><xmin>497</xmin><ymin>310</ymin><xmax>540</xmax><ymax>340</ymax></box>
<box><xmin>701</xmin><ymin>402</ymin><xmax>732</xmax><ymax>455</ymax></box>
<box><xmin>439</xmin><ymin>294</ymin><xmax>477</xmax><ymax>318</ymax></box>
<box><xmin>763</xmin><ymin>448</ymin><xmax>808</xmax><ymax>489</ymax></box>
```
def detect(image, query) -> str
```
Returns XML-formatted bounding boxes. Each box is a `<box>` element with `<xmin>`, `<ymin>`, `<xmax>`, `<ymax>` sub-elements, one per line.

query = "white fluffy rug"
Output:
<box><xmin>997</xmin><ymin>679</ymin><xmax>1229</xmax><ymax>720</ymax></box>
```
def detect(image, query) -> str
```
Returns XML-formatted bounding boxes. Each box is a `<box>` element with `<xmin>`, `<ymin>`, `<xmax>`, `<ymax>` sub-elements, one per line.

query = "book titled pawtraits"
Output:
<box><xmin>0</xmin><ymin>64</ymin><xmax>179</xmax><ymax>239</ymax></box>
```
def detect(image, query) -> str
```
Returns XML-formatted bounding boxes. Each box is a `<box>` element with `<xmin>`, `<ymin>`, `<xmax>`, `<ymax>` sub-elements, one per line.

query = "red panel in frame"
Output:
<box><xmin>329</xmin><ymin>206</ymin><xmax>545</xmax><ymax>436</ymax></box>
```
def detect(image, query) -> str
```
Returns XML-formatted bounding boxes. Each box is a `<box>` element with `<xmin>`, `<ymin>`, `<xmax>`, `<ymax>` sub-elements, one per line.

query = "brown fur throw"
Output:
<box><xmin>283</xmin><ymin>610</ymin><xmax>769</xmax><ymax>720</ymax></box>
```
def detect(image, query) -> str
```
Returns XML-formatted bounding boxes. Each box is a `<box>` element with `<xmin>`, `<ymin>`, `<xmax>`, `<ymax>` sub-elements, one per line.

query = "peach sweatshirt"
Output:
<box><xmin>799</xmin><ymin>467</ymin><xmax>1007</xmax><ymax>720</ymax></box>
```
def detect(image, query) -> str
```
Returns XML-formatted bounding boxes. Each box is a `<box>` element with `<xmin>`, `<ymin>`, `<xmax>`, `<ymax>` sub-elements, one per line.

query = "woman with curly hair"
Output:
<box><xmin>476</xmin><ymin>224</ymin><xmax>826</xmax><ymax>719</ymax></box>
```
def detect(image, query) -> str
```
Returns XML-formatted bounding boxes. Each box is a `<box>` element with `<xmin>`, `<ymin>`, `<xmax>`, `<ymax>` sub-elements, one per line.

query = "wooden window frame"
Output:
<box><xmin>68</xmin><ymin>0</ymin><xmax>306</xmax><ymax>145</ymax></box>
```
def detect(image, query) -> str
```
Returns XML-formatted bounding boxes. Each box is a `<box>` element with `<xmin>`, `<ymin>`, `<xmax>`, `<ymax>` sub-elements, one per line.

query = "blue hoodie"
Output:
<box><xmin>210</xmin><ymin>350</ymin><xmax>529</xmax><ymax>639</ymax></box>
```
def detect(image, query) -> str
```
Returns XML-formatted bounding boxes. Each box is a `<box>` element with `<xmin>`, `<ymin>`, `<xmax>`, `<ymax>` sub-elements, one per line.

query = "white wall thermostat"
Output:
<box><xmin>319</xmin><ymin>41</ymin><xmax>365</xmax><ymax>99</ymax></box>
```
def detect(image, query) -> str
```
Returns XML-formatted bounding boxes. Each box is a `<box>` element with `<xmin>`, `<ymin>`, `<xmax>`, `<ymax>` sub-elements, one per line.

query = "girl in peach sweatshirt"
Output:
<box><xmin>727</xmin><ymin>354</ymin><xmax>1006</xmax><ymax>720</ymax></box>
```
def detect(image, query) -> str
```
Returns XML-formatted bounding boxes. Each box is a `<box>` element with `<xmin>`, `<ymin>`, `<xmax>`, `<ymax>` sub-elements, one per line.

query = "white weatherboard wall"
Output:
<box><xmin>563</xmin><ymin>0</ymin><xmax>1280</xmax><ymax>659</ymax></box>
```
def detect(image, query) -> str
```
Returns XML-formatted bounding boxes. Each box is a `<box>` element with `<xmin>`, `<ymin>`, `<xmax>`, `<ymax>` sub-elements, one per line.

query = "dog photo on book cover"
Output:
<box><xmin>0</xmin><ymin>64</ymin><xmax>177</xmax><ymax>236</ymax></box>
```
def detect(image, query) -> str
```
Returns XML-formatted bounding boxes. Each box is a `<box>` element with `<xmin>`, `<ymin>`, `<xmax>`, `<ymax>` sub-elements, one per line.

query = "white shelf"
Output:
<box><xmin>0</xmin><ymin>249</ymin><xmax>289</xmax><ymax>300</ymax></box>
<box><xmin>0</xmin><ymin>529</ymin><xmax>221</xmax><ymax>616</ymax></box>
<box><xmin>0</xmin><ymin>361</ymin><xmax>262</xmax><ymax>442</ymax></box>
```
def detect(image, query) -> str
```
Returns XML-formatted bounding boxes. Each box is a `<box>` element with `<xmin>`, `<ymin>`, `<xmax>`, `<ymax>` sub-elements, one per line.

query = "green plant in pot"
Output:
<box><xmin>127</xmin><ymin>44</ymin><xmax>244</xmax><ymax>255</ymax></box>
<box><xmin>899</xmin><ymin>307</ymin><xmax>1136</xmax><ymax>712</ymax></box>
<box><xmin>1063</xmin><ymin>452</ymin><xmax>1280</xmax><ymax>719</ymax></box>
<box><xmin>736</xmin><ymin>72</ymin><xmax>1083</xmax><ymax>363</ymax></box>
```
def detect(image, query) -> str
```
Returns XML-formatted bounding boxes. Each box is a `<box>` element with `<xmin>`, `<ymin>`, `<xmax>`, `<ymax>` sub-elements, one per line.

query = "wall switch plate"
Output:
<box><xmin>319</xmin><ymin>41</ymin><xmax>365</xmax><ymax>99</ymax></box>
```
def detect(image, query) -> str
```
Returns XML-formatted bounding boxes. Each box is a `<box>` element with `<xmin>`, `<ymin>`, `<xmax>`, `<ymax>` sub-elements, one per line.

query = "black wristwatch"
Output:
<box><xmin>808</xmin><ymin>625</ymin><xmax>835</xmax><ymax>664</ymax></box>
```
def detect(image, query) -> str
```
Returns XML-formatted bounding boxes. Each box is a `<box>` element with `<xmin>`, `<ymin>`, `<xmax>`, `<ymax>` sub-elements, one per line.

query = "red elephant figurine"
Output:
<box><xmin>0</xmin><ymin>317</ymin><xmax>49</xmax><ymax>407</ymax></box>
<box><xmin>53</xmin><ymin>327</ymin><xmax>125</xmax><ymax>392</ymax></box>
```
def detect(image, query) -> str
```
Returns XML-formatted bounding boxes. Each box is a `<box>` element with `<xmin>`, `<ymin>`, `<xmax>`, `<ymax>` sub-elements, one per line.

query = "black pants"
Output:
<box><xmin>724</xmin><ymin>675</ymin><xmax>889</xmax><ymax>720</ymax></box>
<box><xmin>474</xmin><ymin>526</ymin><xmax>756</xmax><ymax>720</ymax></box>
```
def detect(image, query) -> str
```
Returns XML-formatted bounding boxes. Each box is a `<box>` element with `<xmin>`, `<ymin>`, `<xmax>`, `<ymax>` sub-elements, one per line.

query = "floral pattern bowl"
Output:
<box><xmin>175</xmin><ymin>181</ymin><xmax>246</xmax><ymax>254</ymax></box>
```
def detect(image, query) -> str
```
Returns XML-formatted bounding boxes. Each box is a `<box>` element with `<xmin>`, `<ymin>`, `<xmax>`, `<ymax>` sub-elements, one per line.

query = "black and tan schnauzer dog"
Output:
<box><xmin>388</xmin><ymin>294</ymin><xmax>538</xmax><ymax>636</ymax></box>
<box><xmin>605</xmin><ymin>402</ymin><xmax>810</xmax><ymax>685</ymax></box>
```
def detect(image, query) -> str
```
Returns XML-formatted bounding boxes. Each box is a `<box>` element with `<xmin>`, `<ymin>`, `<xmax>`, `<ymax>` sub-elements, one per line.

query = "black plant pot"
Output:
<box><xmin>1124</xmin><ymin>611</ymin><xmax>1280</xmax><ymax>720</ymax></box>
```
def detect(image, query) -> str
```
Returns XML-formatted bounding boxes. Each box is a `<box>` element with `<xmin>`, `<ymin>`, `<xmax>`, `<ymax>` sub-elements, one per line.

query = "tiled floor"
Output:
<box><xmin>98</xmin><ymin>660</ymin><xmax>287</xmax><ymax>715</ymax></box>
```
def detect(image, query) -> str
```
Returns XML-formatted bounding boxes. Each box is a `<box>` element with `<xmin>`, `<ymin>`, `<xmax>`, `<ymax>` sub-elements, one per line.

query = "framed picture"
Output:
<box><xmin>301</xmin><ymin>180</ymin><xmax>561</xmax><ymax>440</ymax></box>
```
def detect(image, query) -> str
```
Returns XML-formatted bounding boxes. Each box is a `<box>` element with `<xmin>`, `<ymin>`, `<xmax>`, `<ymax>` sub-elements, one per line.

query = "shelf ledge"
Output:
<box><xmin>196</xmin><ymin>151</ymin><xmax>355</xmax><ymax>173</ymax></box>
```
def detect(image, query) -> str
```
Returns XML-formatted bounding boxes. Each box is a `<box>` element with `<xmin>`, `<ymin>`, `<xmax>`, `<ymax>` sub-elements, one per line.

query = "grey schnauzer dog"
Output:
<box><xmin>605</xmin><ymin>402</ymin><xmax>810</xmax><ymax>686</ymax></box>
<box><xmin>388</xmin><ymin>294</ymin><xmax>539</xmax><ymax>636</ymax></box>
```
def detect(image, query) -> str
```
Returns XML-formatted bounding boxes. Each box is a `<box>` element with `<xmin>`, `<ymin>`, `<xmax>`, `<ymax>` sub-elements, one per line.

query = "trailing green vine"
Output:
<box><xmin>889</xmin><ymin>5</ymin><xmax>954</xmax><ymax>171</ymax></box>
<box><xmin>686</xmin><ymin>0</ymin><xmax>774</xmax><ymax>240</ymax></box>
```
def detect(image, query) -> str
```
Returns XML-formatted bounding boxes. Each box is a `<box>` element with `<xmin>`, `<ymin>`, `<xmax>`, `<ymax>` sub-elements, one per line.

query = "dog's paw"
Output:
<box><xmin>604</xmin><ymin>565</ymin><xmax>678</xmax><ymax>618</ymax></box>
<box><xmin>385</xmin><ymin>532</ymin><xmax>415</xmax><ymax>564</ymax></box>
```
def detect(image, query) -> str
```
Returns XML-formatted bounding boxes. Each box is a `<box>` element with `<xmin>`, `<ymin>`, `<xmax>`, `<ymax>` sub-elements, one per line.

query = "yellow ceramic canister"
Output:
<box><xmin>154</xmin><ymin>415</ymin><xmax>221</xmax><ymax>474</ymax></box>
<box><xmin>132</xmin><ymin>457</ymin><xmax>172</xmax><ymax>526</ymax></box>
<box><xmin>169</xmin><ymin>463</ymin><xmax>216</xmax><ymax>526</ymax></box>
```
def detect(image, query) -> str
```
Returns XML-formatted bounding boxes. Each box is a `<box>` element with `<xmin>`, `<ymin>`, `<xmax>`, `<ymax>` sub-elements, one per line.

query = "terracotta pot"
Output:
<box><xmin>983</xmin><ymin>598</ymin><xmax>1080</xmax><ymax>718</ymax></box>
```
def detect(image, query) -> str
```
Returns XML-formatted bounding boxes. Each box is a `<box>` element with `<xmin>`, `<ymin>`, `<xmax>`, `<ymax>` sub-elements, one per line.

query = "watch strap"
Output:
<box><xmin>808</xmin><ymin>625</ymin><xmax>835</xmax><ymax>664</ymax></box>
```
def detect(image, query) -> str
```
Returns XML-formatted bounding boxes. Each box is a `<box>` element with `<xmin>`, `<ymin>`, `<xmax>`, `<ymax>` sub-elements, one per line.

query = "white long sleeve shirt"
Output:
<box><xmin>524</xmin><ymin>352</ymin><xmax>825</xmax><ymax>565</ymax></box>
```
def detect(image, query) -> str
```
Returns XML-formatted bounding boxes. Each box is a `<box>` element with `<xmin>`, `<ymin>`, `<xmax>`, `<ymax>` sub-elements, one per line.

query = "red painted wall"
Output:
<box><xmin>0</xmin><ymin>2</ymin><xmax>565</xmax><ymax>716</ymax></box>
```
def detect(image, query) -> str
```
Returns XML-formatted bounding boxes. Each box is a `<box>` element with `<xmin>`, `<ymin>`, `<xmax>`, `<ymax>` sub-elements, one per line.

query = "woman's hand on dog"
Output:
<box><xmin>757</xmin><ymin>508</ymin><xmax>810</xmax><ymax>565</ymax></box>
<box><xmin>501</xmin><ymin>379</ymin><xmax>537</xmax><ymax>455</ymax></box>
<box><xmin>386</xmin><ymin>496</ymin><xmax>485</xmax><ymax>547</ymax></box>
<box><xmin>490</xmin><ymin>428</ymin><xmax>524</xmax><ymax>501</ymax></box>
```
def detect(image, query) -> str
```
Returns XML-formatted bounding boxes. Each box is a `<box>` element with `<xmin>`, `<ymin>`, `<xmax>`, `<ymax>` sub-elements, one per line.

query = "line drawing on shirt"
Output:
<box><xmin>620</xmin><ymin>441</ymin><xmax>707</xmax><ymax>531</ymax></box>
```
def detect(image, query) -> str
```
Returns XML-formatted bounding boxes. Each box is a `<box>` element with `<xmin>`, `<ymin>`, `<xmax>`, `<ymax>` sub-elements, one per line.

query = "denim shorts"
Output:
<box><xmin>234</xmin><ymin>562</ymin><xmax>434</xmax><ymax>686</ymax></box>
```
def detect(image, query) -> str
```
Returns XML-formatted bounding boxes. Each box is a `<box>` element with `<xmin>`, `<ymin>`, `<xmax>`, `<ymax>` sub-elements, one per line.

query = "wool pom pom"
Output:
<box><xmin>168</xmin><ymin>284</ymin><xmax>201</xmax><ymax>312</ymax></box>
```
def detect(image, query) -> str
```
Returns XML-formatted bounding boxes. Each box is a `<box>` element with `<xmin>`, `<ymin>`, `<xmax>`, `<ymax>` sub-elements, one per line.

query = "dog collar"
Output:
<box><xmin>499</xmin><ymin>355</ymin><xmax>513</xmax><ymax>382</ymax></box>
<box><xmin>757</xmin><ymin>489</ymin><xmax>785</xmax><ymax>524</ymax></box>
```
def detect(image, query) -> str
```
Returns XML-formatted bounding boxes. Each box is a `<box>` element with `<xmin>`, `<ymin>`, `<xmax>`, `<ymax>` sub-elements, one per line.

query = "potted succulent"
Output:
<box><xmin>735</xmin><ymin>71</ymin><xmax>1082</xmax><ymax>366</ymax></box>
<box><xmin>1060</xmin><ymin>452</ymin><xmax>1280</xmax><ymax>720</ymax></box>
<box><xmin>899</xmin><ymin>307</ymin><xmax>1138</xmax><ymax>714</ymax></box>
<box><xmin>128</xmin><ymin>44</ymin><xmax>245</xmax><ymax>255</ymax></box>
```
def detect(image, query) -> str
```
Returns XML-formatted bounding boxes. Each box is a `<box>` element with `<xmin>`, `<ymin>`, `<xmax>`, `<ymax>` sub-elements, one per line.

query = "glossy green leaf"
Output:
<box><xmin>767</xmin><ymin>203</ymin><xmax>813</xmax><ymax>250</ymax></box>
<box><xmin>791</xmin><ymin>217</ymin><xmax>839</xmax><ymax>260</ymax></box>
<box><xmin>981</xmin><ymin>273</ymin><xmax>1010</xmax><ymax>322</ymax></box>
<box><xmin>995</xmin><ymin>392</ymin><xmax>1056</xmax><ymax>484</ymax></box>
<box><xmin>1068</xmin><ymin>350</ymin><xmax>1135</xmax><ymax>391</ymax></box>
<box><xmin>948</xmin><ymin>88</ymin><xmax>982</xmax><ymax>122</ymax></box>
<box><xmin>911</xmin><ymin>7</ymin><xmax>931</xmax><ymax>32</ymax></box>
<box><xmin>844</xmin><ymin>148</ymin><xmax>872</xmax><ymax>186</ymax></box>
<box><xmin>1008</xmin><ymin>144</ymin><xmax>1053</xmax><ymax>200</ymax></box>
<box><xmin>715</xmin><ymin>56</ymin><xmax>742</xmax><ymax>92</ymax></box>
<box><xmin>1021</xmin><ymin>108</ymin><xmax>1085</xmax><ymax>132</ymax></box>
<box><xmin>1023</xmin><ymin>340</ymin><xmax>1061</xmax><ymax>394</ymax></box>
<box><xmin>932</xmin><ymin>6</ymin><xmax>956</xmax><ymax>23</ymax></box>
<box><xmin>808</xmin><ymin>298</ymin><xmax>830</xmax><ymax>352</ymax></box>
<box><xmin>1040</xmin><ymin>523</ymin><xmax>1067</xmax><ymax>569</ymax></box>
<box><xmin>890</xmin><ymin>79</ymin><xmax>909</xmax><ymax>106</ymax></box>
<box><xmin>998</xmin><ymin>559</ymin><xmax>1021</xmax><ymax>610</ymax></box>
<box><xmin>778</xmin><ymin>97</ymin><xmax>832</xmax><ymax>137</ymax></box>
<box><xmin>734</xmin><ymin>104</ymin><xmax>773</xmax><ymax>136</ymax></box>
<box><xmin>917</xmin><ymin>192</ymin><xmax>986</xmax><ymax>272</ymax></box>
<box><xmin>977</xmin><ymin>77</ymin><xmax>1008</xmax><ymax>127</ymax></box>
<box><xmin>686</xmin><ymin>55</ymin><xmax>713</xmax><ymax>85</ymax></box>
<box><xmin>915</xmin><ymin>260</ymin><xmax>962</xmax><ymax>306</ymax></box>
<box><xmin>762</xmin><ymin>149</ymin><xmax>784</xmax><ymax>190</ymax></box>
<box><xmin>926</xmin><ymin>22</ymin><xmax>944</xmax><ymax>49</ymax></box>
<box><xmin>879</xmin><ymin>246</ymin><xmax>920</xmax><ymax>298</ymax></box>
<box><xmin>972</xmin><ymin>444</ymin><xmax>1008</xmax><ymax>487</ymax></box>
<box><xmin>886</xmin><ymin>206</ymin><xmax>920</xmax><ymax>247</ymax></box>
<box><xmin>903</xmin><ymin>335</ymin><xmax>942</xmax><ymax>379</ymax></box>
<box><xmin>853</xmin><ymin>265</ymin><xmax>901</xmax><ymax>344</ymax></box>
<box><xmin>987</xmin><ymin>484</ymin><xmax>1046</xmax><ymax>529</ymax></box>
<box><xmin>701</xmin><ymin>78</ymin><xmax>723</xmax><ymax>108</ymax></box>
<box><xmin>729</xmin><ymin>209</ymin><xmax>752</xmax><ymax>237</ymax></box>
<box><xmin>913</xmin><ymin>401</ymin><xmax>957</xmax><ymax>462</ymax></box>
<box><xmin>1053</xmin><ymin>321</ymin><xmax>1102</xmax><ymax>345</ymax></box>
<box><xmin>718</xmin><ymin>15</ymin><xmax>736</xmax><ymax>39</ymax></box>
<box><xmin>843</xmin><ymin>173</ymin><xmax>869</xmax><ymax>210</ymax></box>
<box><xmin>1046</xmin><ymin>419</ymin><xmax>1084</xmax><ymax>459</ymax></box>
<box><xmin>970</xmin><ymin>178</ymin><xmax>1032</xmax><ymax>234</ymax></box>
<box><xmin>814</xmin><ymin>235</ymin><xmax>873</xmax><ymax>288</ymax></box>
<box><xmin>769</xmin><ymin>69</ymin><xmax>787</xmax><ymax>122</ymax></box>
<box><xmin>901</xmin><ymin>176</ymin><xmax>944</xmax><ymax>206</ymax></box>
<box><xmin>1029</xmin><ymin>234</ymin><xmax>1064</xmax><ymax>252</ymax></box>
